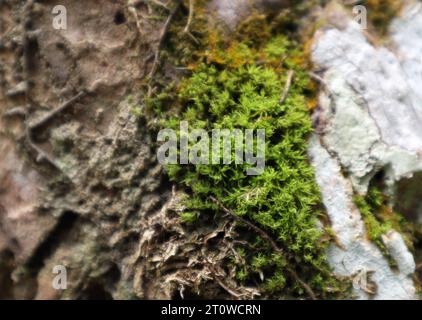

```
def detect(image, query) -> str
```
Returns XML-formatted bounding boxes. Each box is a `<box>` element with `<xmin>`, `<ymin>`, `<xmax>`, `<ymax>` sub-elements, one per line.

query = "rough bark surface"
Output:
<box><xmin>0</xmin><ymin>0</ymin><xmax>269</xmax><ymax>300</ymax></box>
<box><xmin>1</xmin><ymin>0</ymin><xmax>422</xmax><ymax>300</ymax></box>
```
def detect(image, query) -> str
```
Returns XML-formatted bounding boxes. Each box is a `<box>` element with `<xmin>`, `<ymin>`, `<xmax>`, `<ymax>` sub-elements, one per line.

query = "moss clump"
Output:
<box><xmin>354</xmin><ymin>188</ymin><xmax>391</xmax><ymax>252</ymax></box>
<box><xmin>146</xmin><ymin>5</ymin><xmax>319</xmax><ymax>117</ymax></box>
<box><xmin>159</xmin><ymin>20</ymin><xmax>347</xmax><ymax>297</ymax></box>
<box><xmin>138</xmin><ymin>2</ymin><xmax>350</xmax><ymax>298</ymax></box>
<box><xmin>354</xmin><ymin>187</ymin><xmax>413</xmax><ymax>264</ymax></box>
<box><xmin>179</xmin><ymin>211</ymin><xmax>199</xmax><ymax>224</ymax></box>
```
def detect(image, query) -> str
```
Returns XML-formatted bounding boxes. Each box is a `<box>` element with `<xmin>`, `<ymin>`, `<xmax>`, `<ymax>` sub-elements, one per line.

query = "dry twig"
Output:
<box><xmin>308</xmin><ymin>71</ymin><xmax>333</xmax><ymax>97</ymax></box>
<box><xmin>210</xmin><ymin>196</ymin><xmax>282</xmax><ymax>254</ymax></box>
<box><xmin>279</xmin><ymin>70</ymin><xmax>294</xmax><ymax>104</ymax></box>
<box><xmin>183</xmin><ymin>0</ymin><xmax>194</xmax><ymax>33</ymax></box>
<box><xmin>2</xmin><ymin>106</ymin><xmax>28</xmax><ymax>118</ymax></box>
<box><xmin>149</xmin><ymin>0</ymin><xmax>170</xmax><ymax>10</ymax></box>
<box><xmin>29</xmin><ymin>91</ymin><xmax>86</xmax><ymax>131</ymax></box>
<box><xmin>147</xmin><ymin>1</ymin><xmax>181</xmax><ymax>80</ymax></box>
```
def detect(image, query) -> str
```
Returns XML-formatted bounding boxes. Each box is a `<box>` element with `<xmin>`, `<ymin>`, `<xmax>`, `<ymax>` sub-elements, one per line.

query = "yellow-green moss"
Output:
<box><xmin>354</xmin><ymin>187</ymin><xmax>414</xmax><ymax>267</ymax></box>
<box><xmin>144</xmin><ymin>3</ymin><xmax>349</xmax><ymax>299</ymax></box>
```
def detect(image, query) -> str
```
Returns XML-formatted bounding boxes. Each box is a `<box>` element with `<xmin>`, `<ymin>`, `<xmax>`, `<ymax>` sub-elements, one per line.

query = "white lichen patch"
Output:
<box><xmin>310</xmin><ymin>1</ymin><xmax>422</xmax><ymax>299</ymax></box>
<box><xmin>312</xmin><ymin>10</ymin><xmax>422</xmax><ymax>193</ymax></box>
<box><xmin>309</xmin><ymin>137</ymin><xmax>416</xmax><ymax>300</ymax></box>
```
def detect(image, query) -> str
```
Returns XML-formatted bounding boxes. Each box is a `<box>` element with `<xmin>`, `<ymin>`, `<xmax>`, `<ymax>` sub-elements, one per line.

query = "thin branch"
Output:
<box><xmin>212</xmin><ymin>274</ymin><xmax>243</xmax><ymax>299</ymax></box>
<box><xmin>22</xmin><ymin>91</ymin><xmax>87</xmax><ymax>171</ymax></box>
<box><xmin>2</xmin><ymin>106</ymin><xmax>28</xmax><ymax>118</ymax></box>
<box><xmin>29</xmin><ymin>91</ymin><xmax>86</xmax><ymax>131</ymax></box>
<box><xmin>288</xmin><ymin>268</ymin><xmax>317</xmax><ymax>300</ymax></box>
<box><xmin>308</xmin><ymin>71</ymin><xmax>325</xmax><ymax>85</ymax></box>
<box><xmin>205</xmin><ymin>262</ymin><xmax>244</xmax><ymax>299</ymax></box>
<box><xmin>209</xmin><ymin>196</ymin><xmax>317</xmax><ymax>300</ymax></box>
<box><xmin>183</xmin><ymin>0</ymin><xmax>194</xmax><ymax>34</ymax></box>
<box><xmin>279</xmin><ymin>70</ymin><xmax>294</xmax><ymax>104</ymax></box>
<box><xmin>148</xmin><ymin>0</ymin><xmax>170</xmax><ymax>11</ymax></box>
<box><xmin>209</xmin><ymin>196</ymin><xmax>281</xmax><ymax>254</ymax></box>
<box><xmin>147</xmin><ymin>1</ymin><xmax>181</xmax><ymax>80</ymax></box>
<box><xmin>308</xmin><ymin>71</ymin><xmax>333</xmax><ymax>97</ymax></box>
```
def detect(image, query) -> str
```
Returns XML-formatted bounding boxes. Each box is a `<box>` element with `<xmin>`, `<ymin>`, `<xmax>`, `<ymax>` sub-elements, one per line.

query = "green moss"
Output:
<box><xmin>143</xmin><ymin>3</ymin><xmax>350</xmax><ymax>299</ymax></box>
<box><xmin>180</xmin><ymin>211</ymin><xmax>199</xmax><ymax>224</ymax></box>
<box><xmin>354</xmin><ymin>187</ymin><xmax>413</xmax><ymax>266</ymax></box>
<box><xmin>160</xmin><ymin>26</ymin><xmax>346</xmax><ymax>298</ymax></box>
<box><xmin>266</xmin><ymin>272</ymin><xmax>287</xmax><ymax>292</ymax></box>
<box><xmin>354</xmin><ymin>189</ymin><xmax>391</xmax><ymax>252</ymax></box>
<box><xmin>164</xmin><ymin>0</ymin><xmax>211</xmax><ymax>68</ymax></box>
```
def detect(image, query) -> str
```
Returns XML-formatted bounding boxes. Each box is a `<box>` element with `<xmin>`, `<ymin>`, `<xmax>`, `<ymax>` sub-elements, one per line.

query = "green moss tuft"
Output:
<box><xmin>180</xmin><ymin>211</ymin><xmax>199</xmax><ymax>224</ymax></box>
<box><xmin>354</xmin><ymin>187</ymin><xmax>413</xmax><ymax>266</ymax></box>
<box><xmin>143</xmin><ymin>3</ymin><xmax>349</xmax><ymax>299</ymax></box>
<box><xmin>354</xmin><ymin>189</ymin><xmax>391</xmax><ymax>251</ymax></box>
<box><xmin>162</xmin><ymin>30</ymin><xmax>346</xmax><ymax>298</ymax></box>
